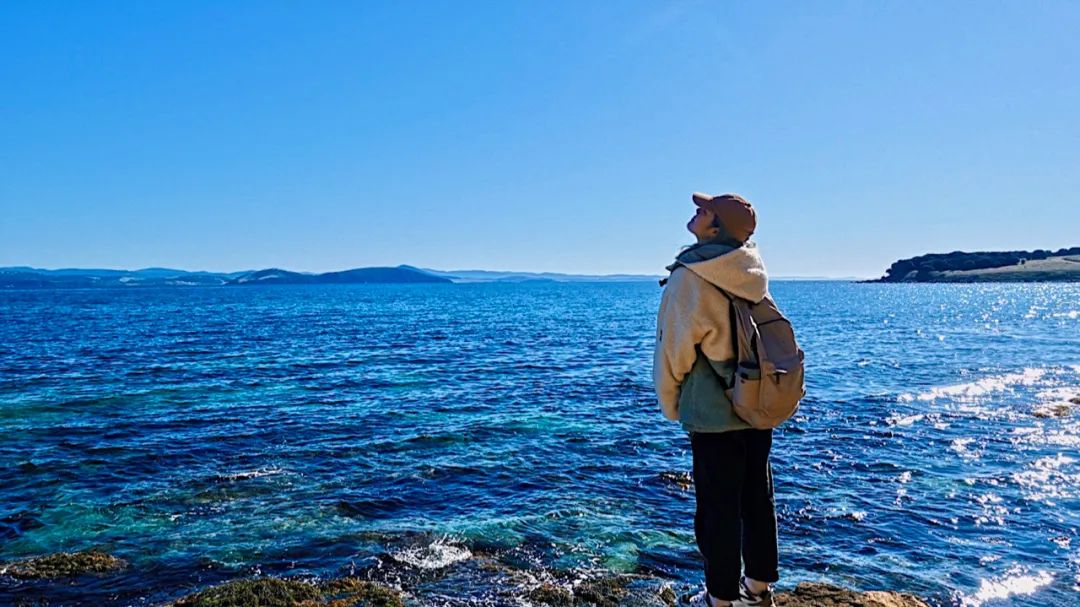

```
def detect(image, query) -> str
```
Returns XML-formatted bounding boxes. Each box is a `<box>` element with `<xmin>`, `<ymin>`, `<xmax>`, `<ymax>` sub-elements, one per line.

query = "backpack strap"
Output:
<box><xmin>711</xmin><ymin>285</ymin><xmax>742</xmax><ymax>375</ymax></box>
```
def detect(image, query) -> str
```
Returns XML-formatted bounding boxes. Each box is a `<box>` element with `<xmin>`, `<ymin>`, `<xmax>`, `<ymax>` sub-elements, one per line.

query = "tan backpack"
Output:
<box><xmin>715</xmin><ymin>287</ymin><xmax>806</xmax><ymax>429</ymax></box>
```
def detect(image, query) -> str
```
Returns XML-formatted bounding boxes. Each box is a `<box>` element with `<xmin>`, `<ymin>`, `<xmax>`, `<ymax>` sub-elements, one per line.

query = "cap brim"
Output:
<box><xmin>691</xmin><ymin>192</ymin><xmax>713</xmax><ymax>206</ymax></box>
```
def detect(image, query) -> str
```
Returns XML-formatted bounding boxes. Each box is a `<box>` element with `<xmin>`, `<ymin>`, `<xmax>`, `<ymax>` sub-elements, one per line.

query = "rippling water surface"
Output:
<box><xmin>1</xmin><ymin>281</ymin><xmax>1078</xmax><ymax>606</ymax></box>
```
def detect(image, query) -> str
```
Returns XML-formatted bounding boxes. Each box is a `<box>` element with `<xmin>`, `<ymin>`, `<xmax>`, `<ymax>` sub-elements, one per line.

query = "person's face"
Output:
<box><xmin>687</xmin><ymin>205</ymin><xmax>720</xmax><ymax>243</ymax></box>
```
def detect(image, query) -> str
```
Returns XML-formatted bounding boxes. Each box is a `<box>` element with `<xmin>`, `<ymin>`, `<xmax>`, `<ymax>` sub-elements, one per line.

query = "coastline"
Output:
<box><xmin>1</xmin><ymin>545</ymin><xmax>932</xmax><ymax>607</ymax></box>
<box><xmin>866</xmin><ymin>249</ymin><xmax>1080</xmax><ymax>283</ymax></box>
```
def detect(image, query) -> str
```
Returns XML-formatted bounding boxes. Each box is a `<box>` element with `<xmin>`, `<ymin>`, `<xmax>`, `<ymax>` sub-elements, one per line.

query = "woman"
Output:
<box><xmin>653</xmin><ymin>192</ymin><xmax>779</xmax><ymax>607</ymax></box>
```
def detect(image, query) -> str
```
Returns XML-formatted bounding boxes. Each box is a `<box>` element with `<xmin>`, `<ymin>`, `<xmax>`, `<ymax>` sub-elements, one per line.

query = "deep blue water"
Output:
<box><xmin>1</xmin><ymin>281</ymin><xmax>1078</xmax><ymax>606</ymax></box>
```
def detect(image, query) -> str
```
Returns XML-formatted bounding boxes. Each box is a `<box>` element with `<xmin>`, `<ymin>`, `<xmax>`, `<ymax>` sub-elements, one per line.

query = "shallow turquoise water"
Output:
<box><xmin>1</xmin><ymin>281</ymin><xmax>1078</xmax><ymax>606</ymax></box>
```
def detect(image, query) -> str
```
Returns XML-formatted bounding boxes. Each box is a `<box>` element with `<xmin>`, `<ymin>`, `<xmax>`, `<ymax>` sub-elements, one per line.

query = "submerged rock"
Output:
<box><xmin>776</xmin><ymin>582</ymin><xmax>930</xmax><ymax>607</ymax></box>
<box><xmin>319</xmin><ymin>577</ymin><xmax>405</xmax><ymax>607</ymax></box>
<box><xmin>1032</xmin><ymin>402</ymin><xmax>1073</xmax><ymax>418</ymax></box>
<box><xmin>0</xmin><ymin>510</ymin><xmax>44</xmax><ymax>541</ymax></box>
<box><xmin>0</xmin><ymin>548</ymin><xmax>127</xmax><ymax>579</ymax></box>
<box><xmin>169</xmin><ymin>575</ymin><xmax>404</xmax><ymax>607</ymax></box>
<box><xmin>339</xmin><ymin>532</ymin><xmax>677</xmax><ymax>607</ymax></box>
<box><xmin>522</xmin><ymin>573</ymin><xmax>676</xmax><ymax>607</ymax></box>
<box><xmin>527</xmin><ymin>581</ymin><xmax>575</xmax><ymax>606</ymax></box>
<box><xmin>171</xmin><ymin>577</ymin><xmax>320</xmax><ymax>607</ymax></box>
<box><xmin>657</xmin><ymin>471</ymin><xmax>694</xmax><ymax>491</ymax></box>
<box><xmin>1</xmin><ymin>533</ymin><xmax>926</xmax><ymax>607</ymax></box>
<box><xmin>574</xmin><ymin>575</ymin><xmax>633</xmax><ymax>607</ymax></box>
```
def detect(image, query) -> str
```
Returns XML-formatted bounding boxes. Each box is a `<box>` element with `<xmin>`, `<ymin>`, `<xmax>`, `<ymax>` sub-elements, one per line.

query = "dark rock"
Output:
<box><xmin>658</xmin><ymin>471</ymin><xmax>694</xmax><ymax>491</ymax></box>
<box><xmin>575</xmin><ymin>575</ymin><xmax>632</xmax><ymax>607</ymax></box>
<box><xmin>169</xmin><ymin>575</ymin><xmax>405</xmax><ymax>607</ymax></box>
<box><xmin>147</xmin><ymin>538</ymin><xmax>922</xmax><ymax>607</ymax></box>
<box><xmin>528</xmin><ymin>582</ymin><xmax>575</xmax><ymax>606</ymax></box>
<box><xmin>775</xmin><ymin>582</ymin><xmax>930</xmax><ymax>607</ymax></box>
<box><xmin>523</xmin><ymin>573</ymin><xmax>675</xmax><ymax>607</ymax></box>
<box><xmin>171</xmin><ymin>577</ymin><xmax>321</xmax><ymax>607</ymax></box>
<box><xmin>0</xmin><ymin>548</ymin><xmax>127</xmax><ymax>579</ymax></box>
<box><xmin>319</xmin><ymin>577</ymin><xmax>406</xmax><ymax>607</ymax></box>
<box><xmin>1032</xmin><ymin>403</ymin><xmax>1071</xmax><ymax>418</ymax></box>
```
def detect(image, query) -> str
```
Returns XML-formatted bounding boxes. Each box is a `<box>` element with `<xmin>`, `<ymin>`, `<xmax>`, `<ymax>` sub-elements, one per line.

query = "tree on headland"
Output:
<box><xmin>877</xmin><ymin>247</ymin><xmax>1080</xmax><ymax>282</ymax></box>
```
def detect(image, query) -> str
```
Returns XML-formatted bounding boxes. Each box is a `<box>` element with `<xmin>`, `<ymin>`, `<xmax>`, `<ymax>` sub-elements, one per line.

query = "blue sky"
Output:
<box><xmin>2</xmin><ymin>2</ymin><xmax>1077</xmax><ymax>278</ymax></box>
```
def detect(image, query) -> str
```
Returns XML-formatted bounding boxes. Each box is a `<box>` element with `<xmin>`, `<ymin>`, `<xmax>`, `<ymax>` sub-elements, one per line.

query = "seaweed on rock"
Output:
<box><xmin>0</xmin><ymin>548</ymin><xmax>127</xmax><ymax>579</ymax></box>
<box><xmin>168</xmin><ymin>576</ymin><xmax>405</xmax><ymax>607</ymax></box>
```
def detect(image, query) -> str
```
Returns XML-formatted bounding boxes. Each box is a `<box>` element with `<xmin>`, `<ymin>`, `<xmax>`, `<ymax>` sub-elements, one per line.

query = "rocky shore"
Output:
<box><xmin>1</xmin><ymin>545</ymin><xmax>932</xmax><ymax>607</ymax></box>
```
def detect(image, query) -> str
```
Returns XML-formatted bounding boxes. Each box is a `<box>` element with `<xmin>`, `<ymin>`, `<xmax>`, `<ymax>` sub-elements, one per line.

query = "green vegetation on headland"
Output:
<box><xmin>1</xmin><ymin>546</ymin><xmax>931</xmax><ymax>607</ymax></box>
<box><xmin>866</xmin><ymin>246</ymin><xmax>1080</xmax><ymax>283</ymax></box>
<box><xmin>0</xmin><ymin>265</ymin><xmax>661</xmax><ymax>288</ymax></box>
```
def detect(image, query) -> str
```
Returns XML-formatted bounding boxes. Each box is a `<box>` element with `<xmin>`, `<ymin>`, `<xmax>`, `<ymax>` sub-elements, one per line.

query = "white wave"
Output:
<box><xmin>1036</xmin><ymin>386</ymin><xmax>1079</xmax><ymax>403</ymax></box>
<box><xmin>950</xmin><ymin>438</ymin><xmax>979</xmax><ymax>459</ymax></box>
<box><xmin>903</xmin><ymin>368</ymin><xmax>1046</xmax><ymax>402</ymax></box>
<box><xmin>1043</xmin><ymin>430</ymin><xmax>1080</xmax><ymax>448</ymax></box>
<box><xmin>1010</xmin><ymin>453</ymin><xmax>1079</xmax><ymax>502</ymax></box>
<box><xmin>962</xmin><ymin>568</ymin><xmax>1053</xmax><ymax>606</ymax></box>
<box><xmin>885</xmin><ymin>413</ymin><xmax>924</xmax><ymax>426</ymax></box>
<box><xmin>391</xmin><ymin>537</ymin><xmax>472</xmax><ymax>569</ymax></box>
<box><xmin>215</xmin><ymin>467</ymin><xmax>284</xmax><ymax>481</ymax></box>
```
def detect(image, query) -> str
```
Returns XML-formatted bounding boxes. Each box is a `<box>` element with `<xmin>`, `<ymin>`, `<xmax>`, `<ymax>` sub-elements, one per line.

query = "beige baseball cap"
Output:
<box><xmin>692</xmin><ymin>192</ymin><xmax>757</xmax><ymax>242</ymax></box>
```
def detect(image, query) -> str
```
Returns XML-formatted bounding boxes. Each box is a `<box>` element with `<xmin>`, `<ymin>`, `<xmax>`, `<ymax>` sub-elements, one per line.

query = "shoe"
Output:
<box><xmin>732</xmin><ymin>576</ymin><xmax>775</xmax><ymax>607</ymax></box>
<box><xmin>679</xmin><ymin>588</ymin><xmax>710</xmax><ymax>607</ymax></box>
<box><xmin>679</xmin><ymin>588</ymin><xmax>730</xmax><ymax>607</ymax></box>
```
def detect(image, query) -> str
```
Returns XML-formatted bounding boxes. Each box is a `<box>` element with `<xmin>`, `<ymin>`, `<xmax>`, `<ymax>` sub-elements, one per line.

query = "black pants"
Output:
<box><xmin>689</xmin><ymin>428</ymin><xmax>780</xmax><ymax>601</ymax></box>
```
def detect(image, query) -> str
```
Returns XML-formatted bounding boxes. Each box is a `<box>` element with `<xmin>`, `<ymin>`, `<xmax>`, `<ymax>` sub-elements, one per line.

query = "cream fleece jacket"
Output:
<box><xmin>652</xmin><ymin>241</ymin><xmax>769</xmax><ymax>422</ymax></box>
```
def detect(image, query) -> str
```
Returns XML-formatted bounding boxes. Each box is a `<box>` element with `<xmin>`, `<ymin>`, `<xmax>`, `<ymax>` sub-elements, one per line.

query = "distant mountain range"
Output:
<box><xmin>0</xmin><ymin>266</ymin><xmax>250</xmax><ymax>288</ymax></box>
<box><xmin>0</xmin><ymin>265</ymin><xmax>664</xmax><ymax>289</ymax></box>
<box><xmin>866</xmin><ymin>246</ymin><xmax>1080</xmax><ymax>283</ymax></box>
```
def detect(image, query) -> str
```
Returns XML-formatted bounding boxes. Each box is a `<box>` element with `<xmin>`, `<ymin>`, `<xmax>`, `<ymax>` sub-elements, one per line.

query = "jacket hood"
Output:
<box><xmin>676</xmin><ymin>241</ymin><xmax>769</xmax><ymax>302</ymax></box>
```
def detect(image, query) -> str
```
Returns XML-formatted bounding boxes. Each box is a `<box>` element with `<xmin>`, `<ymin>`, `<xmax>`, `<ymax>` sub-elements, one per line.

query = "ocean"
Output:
<box><xmin>1</xmin><ymin>281</ymin><xmax>1077</xmax><ymax>606</ymax></box>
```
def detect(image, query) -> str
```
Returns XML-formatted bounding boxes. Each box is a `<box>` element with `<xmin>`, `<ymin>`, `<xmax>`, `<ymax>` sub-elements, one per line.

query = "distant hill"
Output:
<box><xmin>226</xmin><ymin>267</ymin><xmax>451</xmax><ymax>285</ymax></box>
<box><xmin>1</xmin><ymin>264</ymin><xmax>661</xmax><ymax>288</ymax></box>
<box><xmin>867</xmin><ymin>247</ymin><xmax>1080</xmax><ymax>283</ymax></box>
<box><xmin>0</xmin><ymin>267</ymin><xmax>250</xmax><ymax>288</ymax></box>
